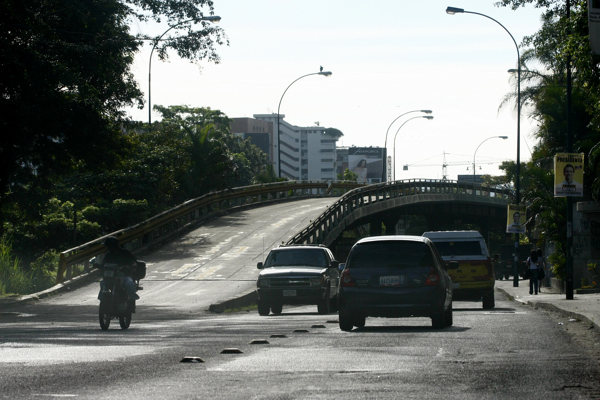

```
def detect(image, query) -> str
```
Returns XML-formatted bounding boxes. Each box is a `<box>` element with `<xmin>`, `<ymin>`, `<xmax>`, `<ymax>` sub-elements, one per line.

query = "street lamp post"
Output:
<box><xmin>276</xmin><ymin>69</ymin><xmax>332</xmax><ymax>178</ymax></box>
<box><xmin>383</xmin><ymin>110</ymin><xmax>432</xmax><ymax>182</ymax></box>
<box><xmin>392</xmin><ymin>116</ymin><xmax>434</xmax><ymax>181</ymax></box>
<box><xmin>473</xmin><ymin>136</ymin><xmax>509</xmax><ymax>179</ymax></box>
<box><xmin>148</xmin><ymin>16</ymin><xmax>221</xmax><ymax>126</ymax></box>
<box><xmin>446</xmin><ymin>6</ymin><xmax>521</xmax><ymax>287</ymax></box>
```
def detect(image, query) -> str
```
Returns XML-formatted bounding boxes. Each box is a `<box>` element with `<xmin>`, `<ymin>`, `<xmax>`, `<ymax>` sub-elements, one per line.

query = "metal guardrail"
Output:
<box><xmin>57</xmin><ymin>180</ymin><xmax>364</xmax><ymax>283</ymax></box>
<box><xmin>286</xmin><ymin>179</ymin><xmax>513</xmax><ymax>246</ymax></box>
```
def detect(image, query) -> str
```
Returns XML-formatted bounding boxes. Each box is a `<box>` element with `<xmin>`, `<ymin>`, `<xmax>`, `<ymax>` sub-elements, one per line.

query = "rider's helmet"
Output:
<box><xmin>103</xmin><ymin>236</ymin><xmax>119</xmax><ymax>249</ymax></box>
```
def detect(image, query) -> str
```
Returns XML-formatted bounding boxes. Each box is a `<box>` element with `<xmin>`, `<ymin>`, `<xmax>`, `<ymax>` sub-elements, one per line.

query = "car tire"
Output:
<box><xmin>339</xmin><ymin>309</ymin><xmax>354</xmax><ymax>332</ymax></box>
<box><xmin>431</xmin><ymin>305</ymin><xmax>445</xmax><ymax>329</ymax></box>
<box><xmin>354</xmin><ymin>314</ymin><xmax>366</xmax><ymax>328</ymax></box>
<box><xmin>257</xmin><ymin>299</ymin><xmax>270</xmax><ymax>316</ymax></box>
<box><xmin>317</xmin><ymin>288</ymin><xmax>331</xmax><ymax>314</ymax></box>
<box><xmin>329</xmin><ymin>294</ymin><xmax>338</xmax><ymax>313</ymax></box>
<box><xmin>270</xmin><ymin>303</ymin><xmax>283</xmax><ymax>315</ymax></box>
<box><xmin>444</xmin><ymin>302</ymin><xmax>453</xmax><ymax>327</ymax></box>
<box><xmin>482</xmin><ymin>291</ymin><xmax>495</xmax><ymax>309</ymax></box>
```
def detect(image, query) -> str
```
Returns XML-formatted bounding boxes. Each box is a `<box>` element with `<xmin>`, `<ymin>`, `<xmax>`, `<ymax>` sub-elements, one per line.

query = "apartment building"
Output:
<box><xmin>234</xmin><ymin>114</ymin><xmax>339</xmax><ymax>181</ymax></box>
<box><xmin>230</xmin><ymin>117</ymin><xmax>273</xmax><ymax>162</ymax></box>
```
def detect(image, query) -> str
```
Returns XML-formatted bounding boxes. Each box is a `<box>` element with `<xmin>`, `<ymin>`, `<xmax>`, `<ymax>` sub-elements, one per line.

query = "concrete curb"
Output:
<box><xmin>496</xmin><ymin>287</ymin><xmax>600</xmax><ymax>332</ymax></box>
<box><xmin>208</xmin><ymin>289</ymin><xmax>257</xmax><ymax>313</ymax></box>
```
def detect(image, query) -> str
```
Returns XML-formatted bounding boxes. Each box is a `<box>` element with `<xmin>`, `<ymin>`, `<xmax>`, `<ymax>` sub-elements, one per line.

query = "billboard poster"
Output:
<box><xmin>506</xmin><ymin>204</ymin><xmax>526</xmax><ymax>234</ymax></box>
<box><xmin>589</xmin><ymin>0</ymin><xmax>600</xmax><ymax>61</ymax></box>
<box><xmin>554</xmin><ymin>153</ymin><xmax>585</xmax><ymax>197</ymax></box>
<box><xmin>348</xmin><ymin>147</ymin><xmax>386</xmax><ymax>184</ymax></box>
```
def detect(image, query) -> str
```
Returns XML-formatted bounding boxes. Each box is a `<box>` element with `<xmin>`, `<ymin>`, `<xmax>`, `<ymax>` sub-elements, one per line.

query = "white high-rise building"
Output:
<box><xmin>253</xmin><ymin>114</ymin><xmax>339</xmax><ymax>181</ymax></box>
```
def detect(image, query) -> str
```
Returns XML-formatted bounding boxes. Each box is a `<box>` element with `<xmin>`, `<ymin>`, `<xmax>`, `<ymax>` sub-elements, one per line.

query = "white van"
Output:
<box><xmin>422</xmin><ymin>231</ymin><xmax>495</xmax><ymax>309</ymax></box>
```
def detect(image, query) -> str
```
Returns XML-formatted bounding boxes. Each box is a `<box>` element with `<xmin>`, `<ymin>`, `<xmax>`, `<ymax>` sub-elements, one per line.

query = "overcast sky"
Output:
<box><xmin>124</xmin><ymin>0</ymin><xmax>545</xmax><ymax>181</ymax></box>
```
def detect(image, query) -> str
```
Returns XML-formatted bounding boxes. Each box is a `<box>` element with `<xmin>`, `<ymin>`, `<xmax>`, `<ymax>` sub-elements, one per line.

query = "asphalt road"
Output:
<box><xmin>1</xmin><ymin>198</ymin><xmax>600</xmax><ymax>399</ymax></box>
<box><xmin>2</xmin><ymin>293</ymin><xmax>600</xmax><ymax>399</ymax></box>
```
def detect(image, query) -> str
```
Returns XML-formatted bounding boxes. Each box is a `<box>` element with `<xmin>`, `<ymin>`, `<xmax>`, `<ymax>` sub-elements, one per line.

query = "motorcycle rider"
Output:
<box><xmin>99</xmin><ymin>236</ymin><xmax>139</xmax><ymax>301</ymax></box>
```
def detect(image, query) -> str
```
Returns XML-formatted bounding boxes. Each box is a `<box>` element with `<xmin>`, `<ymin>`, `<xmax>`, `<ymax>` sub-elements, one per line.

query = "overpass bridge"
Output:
<box><xmin>58</xmin><ymin>179</ymin><xmax>512</xmax><ymax>282</ymax></box>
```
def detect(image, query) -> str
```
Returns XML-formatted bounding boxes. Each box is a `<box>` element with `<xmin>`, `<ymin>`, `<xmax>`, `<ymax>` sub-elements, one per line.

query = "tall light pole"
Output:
<box><xmin>392</xmin><ymin>116</ymin><xmax>434</xmax><ymax>181</ymax></box>
<box><xmin>446</xmin><ymin>6</ymin><xmax>521</xmax><ymax>287</ymax></box>
<box><xmin>383</xmin><ymin>110</ymin><xmax>432</xmax><ymax>182</ymax></box>
<box><xmin>276</xmin><ymin>69</ymin><xmax>332</xmax><ymax>178</ymax></box>
<box><xmin>473</xmin><ymin>136</ymin><xmax>509</xmax><ymax>179</ymax></box>
<box><xmin>148</xmin><ymin>16</ymin><xmax>221</xmax><ymax>126</ymax></box>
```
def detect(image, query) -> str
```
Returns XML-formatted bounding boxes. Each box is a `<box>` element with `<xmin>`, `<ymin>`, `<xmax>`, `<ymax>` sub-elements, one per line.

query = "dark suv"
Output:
<box><xmin>256</xmin><ymin>245</ymin><xmax>340</xmax><ymax>316</ymax></box>
<box><xmin>337</xmin><ymin>236</ymin><xmax>457</xmax><ymax>331</ymax></box>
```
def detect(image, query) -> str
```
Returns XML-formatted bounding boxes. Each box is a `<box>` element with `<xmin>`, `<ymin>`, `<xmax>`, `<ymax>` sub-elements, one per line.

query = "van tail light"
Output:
<box><xmin>424</xmin><ymin>268</ymin><xmax>440</xmax><ymax>286</ymax></box>
<box><xmin>340</xmin><ymin>269</ymin><xmax>356</xmax><ymax>287</ymax></box>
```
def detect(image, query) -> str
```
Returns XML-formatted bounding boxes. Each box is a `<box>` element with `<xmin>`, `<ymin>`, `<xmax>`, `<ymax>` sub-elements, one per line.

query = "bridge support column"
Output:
<box><xmin>382</xmin><ymin>217</ymin><xmax>399</xmax><ymax>235</ymax></box>
<box><xmin>369</xmin><ymin>217</ymin><xmax>400</xmax><ymax>236</ymax></box>
<box><xmin>370</xmin><ymin>217</ymin><xmax>398</xmax><ymax>236</ymax></box>
<box><xmin>369</xmin><ymin>221</ymin><xmax>383</xmax><ymax>236</ymax></box>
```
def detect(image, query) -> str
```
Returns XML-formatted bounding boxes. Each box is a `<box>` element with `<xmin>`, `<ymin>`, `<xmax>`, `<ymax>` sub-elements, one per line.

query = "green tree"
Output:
<box><xmin>338</xmin><ymin>169</ymin><xmax>359</xmax><ymax>182</ymax></box>
<box><xmin>255</xmin><ymin>165</ymin><xmax>287</xmax><ymax>184</ymax></box>
<box><xmin>0</xmin><ymin>0</ymin><xmax>228</xmax><ymax>229</ymax></box>
<box><xmin>154</xmin><ymin>105</ymin><xmax>268</xmax><ymax>197</ymax></box>
<box><xmin>496</xmin><ymin>0</ymin><xmax>600</xmax><ymax>276</ymax></box>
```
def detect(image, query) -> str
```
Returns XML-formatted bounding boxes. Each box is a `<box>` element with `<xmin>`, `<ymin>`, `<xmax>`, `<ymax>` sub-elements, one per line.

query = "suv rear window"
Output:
<box><xmin>264</xmin><ymin>249</ymin><xmax>327</xmax><ymax>267</ymax></box>
<box><xmin>433</xmin><ymin>241</ymin><xmax>482</xmax><ymax>257</ymax></box>
<box><xmin>349</xmin><ymin>241</ymin><xmax>433</xmax><ymax>269</ymax></box>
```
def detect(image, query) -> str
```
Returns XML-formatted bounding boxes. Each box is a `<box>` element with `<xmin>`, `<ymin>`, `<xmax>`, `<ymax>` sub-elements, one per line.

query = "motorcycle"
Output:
<box><xmin>98</xmin><ymin>262</ymin><xmax>145</xmax><ymax>330</ymax></box>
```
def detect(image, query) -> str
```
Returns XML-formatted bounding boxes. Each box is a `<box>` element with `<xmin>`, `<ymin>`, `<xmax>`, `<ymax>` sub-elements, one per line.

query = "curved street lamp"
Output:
<box><xmin>473</xmin><ymin>135</ymin><xmax>509</xmax><ymax>179</ymax></box>
<box><xmin>446</xmin><ymin>6</ymin><xmax>522</xmax><ymax>287</ymax></box>
<box><xmin>276</xmin><ymin>69</ymin><xmax>332</xmax><ymax>178</ymax></box>
<box><xmin>148</xmin><ymin>16</ymin><xmax>221</xmax><ymax>125</ymax></box>
<box><xmin>393</xmin><ymin>115</ymin><xmax>434</xmax><ymax>181</ymax></box>
<box><xmin>383</xmin><ymin>109</ymin><xmax>432</xmax><ymax>181</ymax></box>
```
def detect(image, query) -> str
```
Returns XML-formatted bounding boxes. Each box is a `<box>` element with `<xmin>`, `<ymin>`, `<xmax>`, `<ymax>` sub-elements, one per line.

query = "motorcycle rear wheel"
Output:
<box><xmin>119</xmin><ymin>313</ymin><xmax>131</xmax><ymax>329</ymax></box>
<box><xmin>119</xmin><ymin>302</ymin><xmax>133</xmax><ymax>329</ymax></box>
<box><xmin>99</xmin><ymin>301</ymin><xmax>111</xmax><ymax>330</ymax></box>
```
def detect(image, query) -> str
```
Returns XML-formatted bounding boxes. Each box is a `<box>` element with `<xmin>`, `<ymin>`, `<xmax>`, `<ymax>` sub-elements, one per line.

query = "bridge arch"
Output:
<box><xmin>287</xmin><ymin>179</ymin><xmax>511</xmax><ymax>247</ymax></box>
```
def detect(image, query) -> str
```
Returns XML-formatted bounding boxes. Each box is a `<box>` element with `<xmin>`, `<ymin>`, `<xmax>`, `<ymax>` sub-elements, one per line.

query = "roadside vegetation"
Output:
<box><xmin>2</xmin><ymin>0</ymin><xmax>599</xmax><ymax>295</ymax></box>
<box><xmin>489</xmin><ymin>0</ymin><xmax>600</xmax><ymax>279</ymax></box>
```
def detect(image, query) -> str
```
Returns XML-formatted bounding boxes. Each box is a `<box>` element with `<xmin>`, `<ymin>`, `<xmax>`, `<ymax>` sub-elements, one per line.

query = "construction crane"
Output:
<box><xmin>402</xmin><ymin>152</ymin><xmax>506</xmax><ymax>181</ymax></box>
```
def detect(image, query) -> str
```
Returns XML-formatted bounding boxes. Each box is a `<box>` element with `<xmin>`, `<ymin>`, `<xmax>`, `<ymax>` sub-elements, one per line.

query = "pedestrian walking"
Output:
<box><xmin>526</xmin><ymin>250</ymin><xmax>540</xmax><ymax>295</ymax></box>
<box><xmin>537</xmin><ymin>248</ymin><xmax>547</xmax><ymax>292</ymax></box>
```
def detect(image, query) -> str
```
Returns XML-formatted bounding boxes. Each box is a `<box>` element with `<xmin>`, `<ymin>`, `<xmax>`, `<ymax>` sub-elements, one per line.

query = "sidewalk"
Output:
<box><xmin>495</xmin><ymin>278</ymin><xmax>600</xmax><ymax>330</ymax></box>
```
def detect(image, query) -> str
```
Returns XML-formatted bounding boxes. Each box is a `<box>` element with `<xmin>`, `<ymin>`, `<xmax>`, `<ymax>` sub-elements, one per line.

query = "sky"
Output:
<box><xmin>123</xmin><ymin>0</ymin><xmax>546</xmax><ymax>181</ymax></box>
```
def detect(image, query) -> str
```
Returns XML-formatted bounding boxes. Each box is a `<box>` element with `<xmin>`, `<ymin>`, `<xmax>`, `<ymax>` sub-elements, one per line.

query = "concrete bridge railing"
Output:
<box><xmin>286</xmin><ymin>179</ymin><xmax>512</xmax><ymax>246</ymax></box>
<box><xmin>57</xmin><ymin>180</ymin><xmax>364</xmax><ymax>283</ymax></box>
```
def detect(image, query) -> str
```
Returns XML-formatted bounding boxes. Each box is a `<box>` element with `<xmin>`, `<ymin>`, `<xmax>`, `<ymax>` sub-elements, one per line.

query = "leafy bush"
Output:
<box><xmin>0</xmin><ymin>238</ymin><xmax>27</xmax><ymax>295</ymax></box>
<box><xmin>549</xmin><ymin>250</ymin><xmax>566</xmax><ymax>281</ymax></box>
<box><xmin>0</xmin><ymin>238</ymin><xmax>58</xmax><ymax>296</ymax></box>
<box><xmin>588</xmin><ymin>263</ymin><xmax>600</xmax><ymax>288</ymax></box>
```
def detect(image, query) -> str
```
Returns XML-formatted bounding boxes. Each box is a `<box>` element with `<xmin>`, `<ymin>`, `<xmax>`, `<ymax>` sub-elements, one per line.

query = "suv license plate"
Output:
<box><xmin>380</xmin><ymin>275</ymin><xmax>404</xmax><ymax>286</ymax></box>
<box><xmin>283</xmin><ymin>290</ymin><xmax>296</xmax><ymax>297</ymax></box>
<box><xmin>104</xmin><ymin>270</ymin><xmax>114</xmax><ymax>277</ymax></box>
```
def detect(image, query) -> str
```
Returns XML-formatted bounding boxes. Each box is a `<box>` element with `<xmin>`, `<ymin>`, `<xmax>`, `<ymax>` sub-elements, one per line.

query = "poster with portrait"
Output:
<box><xmin>348</xmin><ymin>147</ymin><xmax>385</xmax><ymax>184</ymax></box>
<box><xmin>554</xmin><ymin>153</ymin><xmax>585</xmax><ymax>197</ymax></box>
<box><xmin>506</xmin><ymin>204</ymin><xmax>526</xmax><ymax>234</ymax></box>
